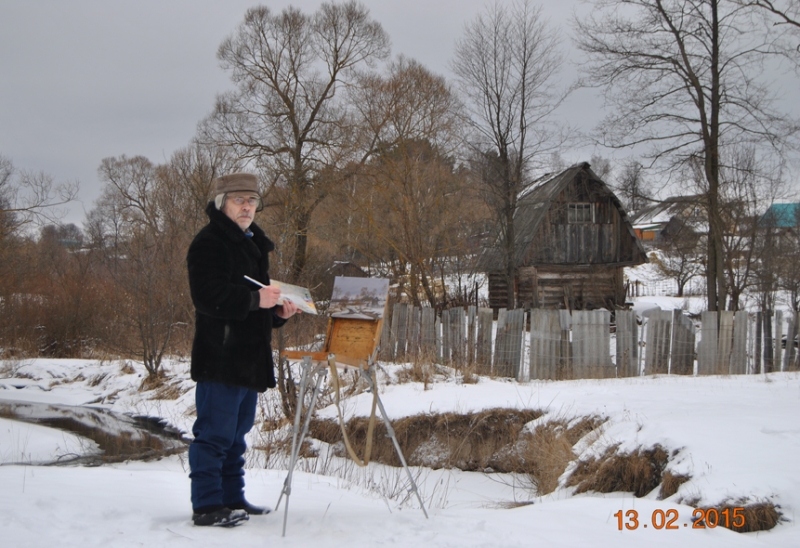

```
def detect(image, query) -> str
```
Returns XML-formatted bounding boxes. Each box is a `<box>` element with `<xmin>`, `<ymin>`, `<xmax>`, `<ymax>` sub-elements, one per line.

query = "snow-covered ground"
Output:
<box><xmin>1</xmin><ymin>356</ymin><xmax>798</xmax><ymax>547</ymax></box>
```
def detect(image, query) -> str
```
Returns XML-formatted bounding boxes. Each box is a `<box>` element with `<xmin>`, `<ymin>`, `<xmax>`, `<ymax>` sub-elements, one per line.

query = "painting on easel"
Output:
<box><xmin>329</xmin><ymin>277</ymin><xmax>389</xmax><ymax>320</ymax></box>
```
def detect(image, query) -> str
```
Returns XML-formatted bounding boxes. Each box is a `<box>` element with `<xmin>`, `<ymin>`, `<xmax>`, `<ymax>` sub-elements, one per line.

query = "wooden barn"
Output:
<box><xmin>482</xmin><ymin>162</ymin><xmax>647</xmax><ymax>310</ymax></box>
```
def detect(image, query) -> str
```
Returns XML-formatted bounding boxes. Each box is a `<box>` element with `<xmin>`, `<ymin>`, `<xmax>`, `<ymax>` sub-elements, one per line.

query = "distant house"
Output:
<box><xmin>758</xmin><ymin>203</ymin><xmax>800</xmax><ymax>254</ymax></box>
<box><xmin>758</xmin><ymin>203</ymin><xmax>800</xmax><ymax>231</ymax></box>
<box><xmin>629</xmin><ymin>195</ymin><xmax>706</xmax><ymax>244</ymax></box>
<box><xmin>481</xmin><ymin>162</ymin><xmax>647</xmax><ymax>311</ymax></box>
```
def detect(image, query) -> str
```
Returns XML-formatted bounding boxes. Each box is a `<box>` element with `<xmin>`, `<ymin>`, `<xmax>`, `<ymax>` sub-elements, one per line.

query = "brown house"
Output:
<box><xmin>629</xmin><ymin>194</ymin><xmax>705</xmax><ymax>244</ymax></box>
<box><xmin>483</xmin><ymin>162</ymin><xmax>647</xmax><ymax>310</ymax></box>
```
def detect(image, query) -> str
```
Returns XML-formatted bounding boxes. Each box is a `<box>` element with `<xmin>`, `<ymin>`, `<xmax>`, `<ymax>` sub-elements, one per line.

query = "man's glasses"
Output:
<box><xmin>230</xmin><ymin>196</ymin><xmax>260</xmax><ymax>207</ymax></box>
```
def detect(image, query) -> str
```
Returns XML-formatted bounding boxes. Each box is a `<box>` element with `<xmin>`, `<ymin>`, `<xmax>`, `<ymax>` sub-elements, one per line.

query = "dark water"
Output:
<box><xmin>0</xmin><ymin>400</ymin><xmax>189</xmax><ymax>466</ymax></box>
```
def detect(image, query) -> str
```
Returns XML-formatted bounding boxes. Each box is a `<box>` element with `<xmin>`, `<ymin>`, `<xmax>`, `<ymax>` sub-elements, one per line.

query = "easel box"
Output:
<box><xmin>282</xmin><ymin>315</ymin><xmax>383</xmax><ymax>370</ymax></box>
<box><xmin>282</xmin><ymin>277</ymin><xmax>389</xmax><ymax>368</ymax></box>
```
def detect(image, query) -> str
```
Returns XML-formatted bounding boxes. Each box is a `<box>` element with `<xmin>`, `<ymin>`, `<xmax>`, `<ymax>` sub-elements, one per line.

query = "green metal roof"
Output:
<box><xmin>759</xmin><ymin>203</ymin><xmax>800</xmax><ymax>228</ymax></box>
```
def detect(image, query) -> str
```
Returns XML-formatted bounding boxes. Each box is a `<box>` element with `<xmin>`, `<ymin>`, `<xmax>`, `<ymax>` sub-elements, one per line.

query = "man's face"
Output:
<box><xmin>222</xmin><ymin>191</ymin><xmax>259</xmax><ymax>231</ymax></box>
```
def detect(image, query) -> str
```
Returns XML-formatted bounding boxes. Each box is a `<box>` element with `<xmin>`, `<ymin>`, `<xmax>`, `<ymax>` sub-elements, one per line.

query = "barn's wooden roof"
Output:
<box><xmin>481</xmin><ymin>162</ymin><xmax>646</xmax><ymax>269</ymax></box>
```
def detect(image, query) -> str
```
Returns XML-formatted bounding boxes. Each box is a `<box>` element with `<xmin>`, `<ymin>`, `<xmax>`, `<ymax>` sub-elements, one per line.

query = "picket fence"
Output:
<box><xmin>379</xmin><ymin>304</ymin><xmax>800</xmax><ymax>380</ymax></box>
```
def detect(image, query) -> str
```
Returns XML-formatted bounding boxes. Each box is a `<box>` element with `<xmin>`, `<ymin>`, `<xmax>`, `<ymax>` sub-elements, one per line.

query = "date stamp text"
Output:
<box><xmin>614</xmin><ymin>507</ymin><xmax>746</xmax><ymax>530</ymax></box>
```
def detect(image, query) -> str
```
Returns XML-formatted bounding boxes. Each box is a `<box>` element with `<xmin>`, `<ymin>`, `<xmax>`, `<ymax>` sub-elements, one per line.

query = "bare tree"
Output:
<box><xmin>589</xmin><ymin>154</ymin><xmax>613</xmax><ymax>181</ymax></box>
<box><xmin>689</xmin><ymin>144</ymin><xmax>786</xmax><ymax>310</ymax></box>
<box><xmin>159</xmin><ymin>142</ymin><xmax>243</xmax><ymax>239</ymax></box>
<box><xmin>353</xmin><ymin>139</ymin><xmax>482</xmax><ymax>308</ymax></box>
<box><xmin>651</xmin><ymin>224</ymin><xmax>704</xmax><ymax>296</ymax></box>
<box><xmin>0</xmin><ymin>155</ymin><xmax>12</xmax><ymax>197</ymax></box>
<box><xmin>0</xmin><ymin>154</ymin><xmax>78</xmax><ymax>238</ymax></box>
<box><xmin>0</xmin><ymin>156</ymin><xmax>17</xmax><ymax>252</ymax></box>
<box><xmin>351</xmin><ymin>56</ymin><xmax>464</xmax><ymax>158</ymax></box>
<box><xmin>31</xmin><ymin>224</ymin><xmax>106</xmax><ymax>357</ymax></box>
<box><xmin>200</xmin><ymin>2</ymin><xmax>390</xmax><ymax>282</ymax></box>
<box><xmin>738</xmin><ymin>0</ymin><xmax>800</xmax><ymax>29</ymax></box>
<box><xmin>452</xmin><ymin>0</ymin><xmax>568</xmax><ymax>309</ymax></box>
<box><xmin>614</xmin><ymin>159</ymin><xmax>653</xmax><ymax>214</ymax></box>
<box><xmin>575</xmin><ymin>0</ymin><xmax>799</xmax><ymax>311</ymax></box>
<box><xmin>588</xmin><ymin>153</ymin><xmax>657</xmax><ymax>213</ymax></box>
<box><xmin>88</xmin><ymin>156</ymin><xmax>190</xmax><ymax>379</ymax></box>
<box><xmin>336</xmin><ymin>57</ymin><xmax>487</xmax><ymax>308</ymax></box>
<box><xmin>0</xmin><ymin>156</ymin><xmax>80</xmax><ymax>356</ymax></box>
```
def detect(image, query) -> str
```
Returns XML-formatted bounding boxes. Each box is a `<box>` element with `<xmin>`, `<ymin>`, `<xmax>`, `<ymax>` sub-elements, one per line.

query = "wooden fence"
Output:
<box><xmin>380</xmin><ymin>303</ymin><xmax>800</xmax><ymax>380</ymax></box>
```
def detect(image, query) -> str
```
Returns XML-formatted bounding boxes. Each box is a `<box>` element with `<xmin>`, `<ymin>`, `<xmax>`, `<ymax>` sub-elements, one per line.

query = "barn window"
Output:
<box><xmin>568</xmin><ymin>203</ymin><xmax>593</xmax><ymax>223</ymax></box>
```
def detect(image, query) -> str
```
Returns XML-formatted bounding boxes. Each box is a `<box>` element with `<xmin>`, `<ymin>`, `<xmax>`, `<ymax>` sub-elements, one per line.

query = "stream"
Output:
<box><xmin>0</xmin><ymin>400</ymin><xmax>188</xmax><ymax>466</ymax></box>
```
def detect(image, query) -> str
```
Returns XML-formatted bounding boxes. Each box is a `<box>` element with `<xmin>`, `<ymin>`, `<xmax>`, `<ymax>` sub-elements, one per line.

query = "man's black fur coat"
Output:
<box><xmin>187</xmin><ymin>203</ymin><xmax>285</xmax><ymax>392</ymax></box>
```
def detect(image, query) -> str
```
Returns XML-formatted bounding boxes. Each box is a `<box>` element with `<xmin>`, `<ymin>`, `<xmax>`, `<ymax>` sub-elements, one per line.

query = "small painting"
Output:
<box><xmin>329</xmin><ymin>277</ymin><xmax>390</xmax><ymax>319</ymax></box>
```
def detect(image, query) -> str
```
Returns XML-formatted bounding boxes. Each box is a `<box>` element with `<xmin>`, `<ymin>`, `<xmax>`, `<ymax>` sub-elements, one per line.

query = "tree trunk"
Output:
<box><xmin>505</xmin><ymin>205</ymin><xmax>516</xmax><ymax>310</ymax></box>
<box><xmin>290</xmin><ymin>210</ymin><xmax>311</xmax><ymax>282</ymax></box>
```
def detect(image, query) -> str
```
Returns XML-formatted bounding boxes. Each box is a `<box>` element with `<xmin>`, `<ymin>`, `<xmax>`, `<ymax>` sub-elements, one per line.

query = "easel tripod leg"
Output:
<box><xmin>276</xmin><ymin>357</ymin><xmax>310</xmax><ymax>525</ymax></box>
<box><xmin>278</xmin><ymin>357</ymin><xmax>327</xmax><ymax>537</ymax></box>
<box><xmin>363</xmin><ymin>368</ymin><xmax>429</xmax><ymax>519</ymax></box>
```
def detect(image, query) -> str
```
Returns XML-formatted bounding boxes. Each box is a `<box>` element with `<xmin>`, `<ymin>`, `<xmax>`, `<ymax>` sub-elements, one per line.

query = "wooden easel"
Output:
<box><xmin>276</xmin><ymin>277</ymin><xmax>428</xmax><ymax>537</ymax></box>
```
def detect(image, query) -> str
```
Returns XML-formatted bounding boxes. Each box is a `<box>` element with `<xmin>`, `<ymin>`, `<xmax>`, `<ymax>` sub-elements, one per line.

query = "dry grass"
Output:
<box><xmin>681</xmin><ymin>494</ymin><xmax>702</xmax><ymax>507</ymax></box>
<box><xmin>252</xmin><ymin>435</ymin><xmax>317</xmax><ymax>459</ymax></box>
<box><xmin>9</xmin><ymin>369</ymin><xmax>39</xmax><ymax>380</ymax></box>
<box><xmin>259</xmin><ymin>414</ymin><xmax>290</xmax><ymax>433</ymax></box>
<box><xmin>495</xmin><ymin>500</ymin><xmax>535</xmax><ymax>509</ymax></box>
<box><xmin>307</xmin><ymin>410</ymin><xmax>609</xmax><ymax>496</ymax></box>
<box><xmin>250</xmin><ymin>390</ymin><xmax>323</xmax><ymax>468</ymax></box>
<box><xmin>521</xmin><ymin>422</ymin><xmax>577</xmax><ymax>494</ymax></box>
<box><xmin>138</xmin><ymin>373</ymin><xmax>167</xmax><ymax>391</ymax></box>
<box><xmin>695</xmin><ymin>501</ymin><xmax>782</xmax><ymax>533</ymax></box>
<box><xmin>0</xmin><ymin>357</ymin><xmax>23</xmax><ymax>377</ymax></box>
<box><xmin>734</xmin><ymin>502</ymin><xmax>782</xmax><ymax>532</ymax></box>
<box><xmin>88</xmin><ymin>373</ymin><xmax>109</xmax><ymax>387</ymax></box>
<box><xmin>460</xmin><ymin>363</ymin><xmax>480</xmax><ymax>384</ymax></box>
<box><xmin>393</xmin><ymin>350</ymin><xmax>481</xmax><ymax>387</ymax></box>
<box><xmin>396</xmin><ymin>361</ymin><xmax>435</xmax><ymax>388</ymax></box>
<box><xmin>565</xmin><ymin>416</ymin><xmax>607</xmax><ymax>445</ymax></box>
<box><xmin>0</xmin><ymin>347</ymin><xmax>27</xmax><ymax>360</ymax></box>
<box><xmin>395</xmin><ymin>349</ymin><xmax>444</xmax><ymax>389</ymax></box>
<box><xmin>149</xmin><ymin>380</ymin><xmax>189</xmax><ymax>401</ymax></box>
<box><xmin>309</xmin><ymin>408</ymin><xmax>543</xmax><ymax>470</ymax></box>
<box><xmin>525</xmin><ymin>416</ymin><xmax>607</xmax><ymax>495</ymax></box>
<box><xmin>659</xmin><ymin>470</ymin><xmax>691</xmax><ymax>499</ymax></box>
<box><xmin>568</xmin><ymin>444</ymin><xmax>669</xmax><ymax>498</ymax></box>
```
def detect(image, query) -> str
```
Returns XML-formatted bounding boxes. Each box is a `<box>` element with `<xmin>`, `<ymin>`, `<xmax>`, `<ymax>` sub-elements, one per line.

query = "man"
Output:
<box><xmin>186</xmin><ymin>173</ymin><xmax>298</xmax><ymax>527</ymax></box>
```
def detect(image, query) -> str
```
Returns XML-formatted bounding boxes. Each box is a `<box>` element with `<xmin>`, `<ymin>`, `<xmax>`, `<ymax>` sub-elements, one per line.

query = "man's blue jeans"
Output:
<box><xmin>189</xmin><ymin>381</ymin><xmax>258</xmax><ymax>512</ymax></box>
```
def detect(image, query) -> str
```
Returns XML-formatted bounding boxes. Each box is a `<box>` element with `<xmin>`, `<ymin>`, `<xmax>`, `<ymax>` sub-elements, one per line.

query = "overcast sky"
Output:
<box><xmin>1</xmin><ymin>1</ymin><xmax>796</xmax><ymax>227</ymax></box>
<box><xmin>1</xmin><ymin>0</ymin><xmax>601</xmax><ymax>226</ymax></box>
